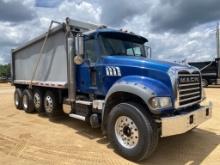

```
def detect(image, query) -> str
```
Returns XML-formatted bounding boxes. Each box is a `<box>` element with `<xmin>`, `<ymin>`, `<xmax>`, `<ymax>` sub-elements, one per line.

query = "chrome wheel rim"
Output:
<box><xmin>115</xmin><ymin>116</ymin><xmax>139</xmax><ymax>149</ymax></box>
<box><xmin>23</xmin><ymin>95</ymin><xmax>28</xmax><ymax>109</ymax></box>
<box><xmin>44</xmin><ymin>96</ymin><xmax>53</xmax><ymax>113</ymax></box>
<box><xmin>15</xmin><ymin>93</ymin><xmax>19</xmax><ymax>106</ymax></box>
<box><xmin>34</xmin><ymin>93</ymin><xmax>41</xmax><ymax>109</ymax></box>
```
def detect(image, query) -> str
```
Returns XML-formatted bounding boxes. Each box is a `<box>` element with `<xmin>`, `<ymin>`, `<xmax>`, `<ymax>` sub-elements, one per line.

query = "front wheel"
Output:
<box><xmin>107</xmin><ymin>102</ymin><xmax>159</xmax><ymax>161</ymax></box>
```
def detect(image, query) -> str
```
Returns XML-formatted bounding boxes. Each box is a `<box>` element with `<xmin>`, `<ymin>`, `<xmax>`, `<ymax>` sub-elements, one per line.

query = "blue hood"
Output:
<box><xmin>98</xmin><ymin>55</ymin><xmax>188</xmax><ymax>98</ymax></box>
<box><xmin>92</xmin><ymin>55</ymin><xmax>192</xmax><ymax>100</ymax></box>
<box><xmin>101</xmin><ymin>56</ymin><xmax>184</xmax><ymax>73</ymax></box>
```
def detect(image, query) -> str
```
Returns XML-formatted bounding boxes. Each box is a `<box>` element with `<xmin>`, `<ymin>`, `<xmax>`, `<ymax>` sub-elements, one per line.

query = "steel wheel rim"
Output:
<box><xmin>23</xmin><ymin>95</ymin><xmax>28</xmax><ymax>109</ymax></box>
<box><xmin>34</xmin><ymin>93</ymin><xmax>41</xmax><ymax>109</ymax></box>
<box><xmin>44</xmin><ymin>96</ymin><xmax>53</xmax><ymax>113</ymax></box>
<box><xmin>115</xmin><ymin>116</ymin><xmax>139</xmax><ymax>149</ymax></box>
<box><xmin>15</xmin><ymin>93</ymin><xmax>19</xmax><ymax>106</ymax></box>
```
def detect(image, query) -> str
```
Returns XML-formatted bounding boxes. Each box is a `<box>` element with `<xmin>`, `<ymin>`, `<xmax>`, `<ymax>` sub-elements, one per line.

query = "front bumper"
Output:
<box><xmin>161</xmin><ymin>102</ymin><xmax>212</xmax><ymax>137</ymax></box>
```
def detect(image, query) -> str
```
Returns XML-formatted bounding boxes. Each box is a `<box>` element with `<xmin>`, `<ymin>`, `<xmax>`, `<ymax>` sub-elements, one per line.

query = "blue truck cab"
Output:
<box><xmin>76</xmin><ymin>27</ymin><xmax>212</xmax><ymax>160</ymax></box>
<box><xmin>12</xmin><ymin>18</ymin><xmax>212</xmax><ymax>161</ymax></box>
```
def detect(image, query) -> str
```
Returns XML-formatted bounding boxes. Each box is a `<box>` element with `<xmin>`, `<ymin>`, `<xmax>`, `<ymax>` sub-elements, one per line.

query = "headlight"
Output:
<box><xmin>149</xmin><ymin>97</ymin><xmax>172</xmax><ymax>109</ymax></box>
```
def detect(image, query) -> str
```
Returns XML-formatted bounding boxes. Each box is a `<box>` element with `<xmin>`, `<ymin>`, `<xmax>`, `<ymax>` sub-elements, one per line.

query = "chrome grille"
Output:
<box><xmin>177</xmin><ymin>70</ymin><xmax>201</xmax><ymax>107</ymax></box>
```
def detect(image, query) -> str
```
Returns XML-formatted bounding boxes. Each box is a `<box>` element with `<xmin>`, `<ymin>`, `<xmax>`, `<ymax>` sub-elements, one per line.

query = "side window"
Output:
<box><xmin>133</xmin><ymin>47</ymin><xmax>142</xmax><ymax>56</ymax></box>
<box><xmin>126</xmin><ymin>47</ymin><xmax>142</xmax><ymax>56</ymax></box>
<box><xmin>126</xmin><ymin>48</ymin><xmax>133</xmax><ymax>56</ymax></box>
<box><xmin>85</xmin><ymin>39</ymin><xmax>96</xmax><ymax>64</ymax></box>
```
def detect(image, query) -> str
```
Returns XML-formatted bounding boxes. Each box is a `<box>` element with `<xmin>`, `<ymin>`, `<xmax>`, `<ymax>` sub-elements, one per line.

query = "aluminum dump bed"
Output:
<box><xmin>12</xmin><ymin>25</ymin><xmax>67</xmax><ymax>88</ymax></box>
<box><xmin>11</xmin><ymin>18</ymin><xmax>101</xmax><ymax>89</ymax></box>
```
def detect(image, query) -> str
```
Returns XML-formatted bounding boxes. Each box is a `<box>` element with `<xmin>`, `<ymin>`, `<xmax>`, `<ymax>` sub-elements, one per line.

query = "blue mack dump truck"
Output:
<box><xmin>11</xmin><ymin>18</ymin><xmax>212</xmax><ymax>161</ymax></box>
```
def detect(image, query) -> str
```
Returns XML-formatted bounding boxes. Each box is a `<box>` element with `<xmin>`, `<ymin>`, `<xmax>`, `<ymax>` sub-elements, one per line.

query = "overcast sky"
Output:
<box><xmin>0</xmin><ymin>0</ymin><xmax>220</xmax><ymax>64</ymax></box>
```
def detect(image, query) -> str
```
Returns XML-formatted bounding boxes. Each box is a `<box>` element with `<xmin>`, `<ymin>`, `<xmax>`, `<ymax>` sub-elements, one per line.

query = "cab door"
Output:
<box><xmin>76</xmin><ymin>37</ymin><xmax>99</xmax><ymax>94</ymax></box>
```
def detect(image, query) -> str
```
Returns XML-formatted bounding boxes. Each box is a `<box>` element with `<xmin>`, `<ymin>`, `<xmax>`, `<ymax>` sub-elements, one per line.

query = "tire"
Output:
<box><xmin>202</xmin><ymin>79</ymin><xmax>208</xmax><ymax>87</ymax></box>
<box><xmin>33</xmin><ymin>89</ymin><xmax>44</xmax><ymax>113</ymax></box>
<box><xmin>22</xmin><ymin>89</ymin><xmax>35</xmax><ymax>113</ymax></box>
<box><xmin>107</xmin><ymin>102</ymin><xmax>159</xmax><ymax>161</ymax></box>
<box><xmin>14</xmin><ymin>88</ymin><xmax>23</xmax><ymax>110</ymax></box>
<box><xmin>44</xmin><ymin>90</ymin><xmax>63</xmax><ymax>117</ymax></box>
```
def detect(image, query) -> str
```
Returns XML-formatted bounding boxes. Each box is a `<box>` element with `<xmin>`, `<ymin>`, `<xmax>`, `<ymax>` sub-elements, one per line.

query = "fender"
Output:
<box><xmin>103</xmin><ymin>75</ymin><xmax>172</xmax><ymax>119</ymax></box>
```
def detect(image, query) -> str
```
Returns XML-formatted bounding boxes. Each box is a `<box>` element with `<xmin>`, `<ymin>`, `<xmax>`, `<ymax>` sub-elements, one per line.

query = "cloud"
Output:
<box><xmin>148</xmin><ymin>28</ymin><xmax>216</xmax><ymax>62</ymax></box>
<box><xmin>0</xmin><ymin>56</ymin><xmax>5</xmax><ymax>64</ymax></box>
<box><xmin>35</xmin><ymin>0</ymin><xmax>62</xmax><ymax>8</ymax></box>
<box><xmin>0</xmin><ymin>18</ymin><xmax>44</xmax><ymax>64</ymax></box>
<box><xmin>0</xmin><ymin>44</ymin><xmax>12</xmax><ymax>64</ymax></box>
<box><xmin>0</xmin><ymin>53</ymin><xmax>10</xmax><ymax>64</ymax></box>
<box><xmin>58</xmin><ymin>0</ymin><xmax>101</xmax><ymax>23</ymax></box>
<box><xmin>0</xmin><ymin>0</ymin><xmax>219</xmax><ymax>65</ymax></box>
<box><xmin>150</xmin><ymin>0</ymin><xmax>220</xmax><ymax>33</ymax></box>
<box><xmin>0</xmin><ymin>0</ymin><xmax>36</xmax><ymax>23</ymax></box>
<box><xmin>0</xmin><ymin>0</ymin><xmax>101</xmax><ymax>64</ymax></box>
<box><xmin>35</xmin><ymin>0</ymin><xmax>101</xmax><ymax>25</ymax></box>
<box><xmin>99</xmin><ymin>0</ymin><xmax>150</xmax><ymax>27</ymax></box>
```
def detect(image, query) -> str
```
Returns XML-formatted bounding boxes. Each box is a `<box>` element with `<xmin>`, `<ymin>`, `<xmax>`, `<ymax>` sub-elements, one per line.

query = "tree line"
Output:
<box><xmin>0</xmin><ymin>64</ymin><xmax>11</xmax><ymax>78</ymax></box>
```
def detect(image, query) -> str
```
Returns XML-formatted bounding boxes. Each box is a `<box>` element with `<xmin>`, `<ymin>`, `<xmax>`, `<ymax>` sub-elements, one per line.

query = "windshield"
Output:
<box><xmin>99</xmin><ymin>35</ymin><xmax>146</xmax><ymax>57</ymax></box>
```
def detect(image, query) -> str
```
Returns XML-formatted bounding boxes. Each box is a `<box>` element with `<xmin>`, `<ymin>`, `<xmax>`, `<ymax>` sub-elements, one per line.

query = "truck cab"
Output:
<box><xmin>74</xmin><ymin>27</ymin><xmax>212</xmax><ymax>160</ymax></box>
<box><xmin>12</xmin><ymin>18</ymin><xmax>212</xmax><ymax>161</ymax></box>
<box><xmin>77</xmin><ymin>28</ymin><xmax>149</xmax><ymax>95</ymax></box>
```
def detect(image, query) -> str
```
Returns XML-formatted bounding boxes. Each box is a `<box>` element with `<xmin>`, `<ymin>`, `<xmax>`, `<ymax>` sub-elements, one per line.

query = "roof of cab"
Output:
<box><xmin>83</xmin><ymin>28</ymin><xmax>148</xmax><ymax>43</ymax></box>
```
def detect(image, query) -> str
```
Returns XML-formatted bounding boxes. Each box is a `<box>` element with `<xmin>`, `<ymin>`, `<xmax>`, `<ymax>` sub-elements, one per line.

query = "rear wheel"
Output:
<box><xmin>44</xmin><ymin>90</ymin><xmax>62</xmax><ymax>117</ymax></box>
<box><xmin>22</xmin><ymin>89</ymin><xmax>35</xmax><ymax>113</ymax></box>
<box><xmin>33</xmin><ymin>89</ymin><xmax>44</xmax><ymax>113</ymax></box>
<box><xmin>14</xmin><ymin>88</ymin><xmax>23</xmax><ymax>110</ymax></box>
<box><xmin>107</xmin><ymin>102</ymin><xmax>159</xmax><ymax>161</ymax></box>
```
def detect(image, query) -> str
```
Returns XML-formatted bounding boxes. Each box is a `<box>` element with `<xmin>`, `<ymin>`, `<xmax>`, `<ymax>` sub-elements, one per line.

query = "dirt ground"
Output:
<box><xmin>0</xmin><ymin>83</ymin><xmax>219</xmax><ymax>165</ymax></box>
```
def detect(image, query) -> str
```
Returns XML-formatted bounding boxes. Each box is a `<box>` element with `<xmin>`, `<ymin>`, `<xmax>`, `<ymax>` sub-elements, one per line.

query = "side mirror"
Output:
<box><xmin>74</xmin><ymin>34</ymin><xmax>84</xmax><ymax>65</ymax></box>
<box><xmin>145</xmin><ymin>46</ymin><xmax>151</xmax><ymax>58</ymax></box>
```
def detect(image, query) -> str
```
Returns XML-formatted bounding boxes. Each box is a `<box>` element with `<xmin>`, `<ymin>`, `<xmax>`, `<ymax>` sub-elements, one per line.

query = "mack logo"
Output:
<box><xmin>179</xmin><ymin>76</ymin><xmax>200</xmax><ymax>84</ymax></box>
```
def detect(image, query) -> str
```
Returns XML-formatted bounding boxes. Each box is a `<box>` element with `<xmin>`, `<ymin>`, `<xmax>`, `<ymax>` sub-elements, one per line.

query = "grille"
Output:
<box><xmin>177</xmin><ymin>70</ymin><xmax>201</xmax><ymax>107</ymax></box>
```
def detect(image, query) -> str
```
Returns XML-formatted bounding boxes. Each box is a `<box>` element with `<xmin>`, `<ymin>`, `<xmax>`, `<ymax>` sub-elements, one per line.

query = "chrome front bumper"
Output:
<box><xmin>161</xmin><ymin>102</ymin><xmax>212</xmax><ymax>137</ymax></box>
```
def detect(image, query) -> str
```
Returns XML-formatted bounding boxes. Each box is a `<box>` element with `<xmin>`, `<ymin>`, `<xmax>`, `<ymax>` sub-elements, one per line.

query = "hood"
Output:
<box><xmin>101</xmin><ymin>56</ymin><xmax>185</xmax><ymax>73</ymax></box>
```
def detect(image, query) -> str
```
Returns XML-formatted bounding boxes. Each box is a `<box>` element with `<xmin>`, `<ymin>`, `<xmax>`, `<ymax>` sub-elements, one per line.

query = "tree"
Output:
<box><xmin>0</xmin><ymin>64</ymin><xmax>11</xmax><ymax>78</ymax></box>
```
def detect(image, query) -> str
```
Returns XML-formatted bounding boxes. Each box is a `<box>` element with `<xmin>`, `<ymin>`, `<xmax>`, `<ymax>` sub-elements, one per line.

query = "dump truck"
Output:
<box><xmin>189</xmin><ymin>58</ymin><xmax>220</xmax><ymax>87</ymax></box>
<box><xmin>11</xmin><ymin>18</ymin><xmax>212</xmax><ymax>161</ymax></box>
<box><xmin>189</xmin><ymin>23</ymin><xmax>220</xmax><ymax>87</ymax></box>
